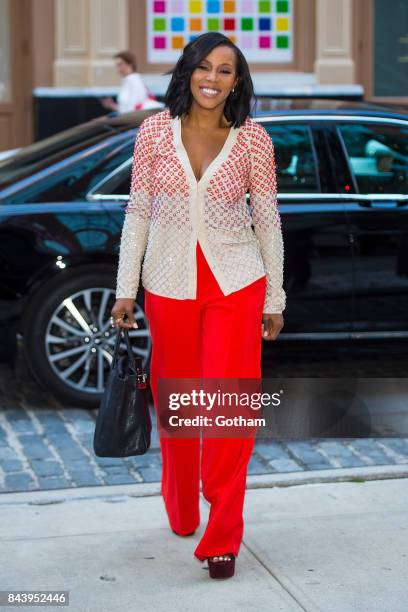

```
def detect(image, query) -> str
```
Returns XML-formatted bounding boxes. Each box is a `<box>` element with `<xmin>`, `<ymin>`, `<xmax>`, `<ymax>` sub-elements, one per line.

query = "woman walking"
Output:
<box><xmin>111</xmin><ymin>32</ymin><xmax>286</xmax><ymax>579</ymax></box>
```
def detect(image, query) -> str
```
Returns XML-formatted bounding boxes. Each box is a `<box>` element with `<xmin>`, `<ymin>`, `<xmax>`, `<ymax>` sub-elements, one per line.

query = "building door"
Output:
<box><xmin>0</xmin><ymin>0</ymin><xmax>32</xmax><ymax>153</ymax></box>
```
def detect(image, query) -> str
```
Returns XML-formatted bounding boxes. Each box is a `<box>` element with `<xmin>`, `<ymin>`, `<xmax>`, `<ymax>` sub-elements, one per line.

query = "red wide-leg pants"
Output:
<box><xmin>144</xmin><ymin>240</ymin><xmax>266</xmax><ymax>562</ymax></box>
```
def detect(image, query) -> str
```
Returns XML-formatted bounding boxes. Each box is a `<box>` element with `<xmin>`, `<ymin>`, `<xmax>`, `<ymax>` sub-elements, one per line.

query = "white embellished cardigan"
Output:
<box><xmin>116</xmin><ymin>108</ymin><xmax>286</xmax><ymax>314</ymax></box>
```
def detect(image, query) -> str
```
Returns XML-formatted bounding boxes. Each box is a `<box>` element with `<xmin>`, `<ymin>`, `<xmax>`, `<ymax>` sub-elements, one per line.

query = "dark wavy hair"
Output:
<box><xmin>163</xmin><ymin>32</ymin><xmax>257</xmax><ymax>128</ymax></box>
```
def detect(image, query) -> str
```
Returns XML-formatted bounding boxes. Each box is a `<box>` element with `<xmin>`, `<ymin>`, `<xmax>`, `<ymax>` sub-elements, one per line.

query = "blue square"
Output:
<box><xmin>259</xmin><ymin>17</ymin><xmax>271</xmax><ymax>31</ymax></box>
<box><xmin>207</xmin><ymin>1</ymin><xmax>220</xmax><ymax>13</ymax></box>
<box><xmin>171</xmin><ymin>17</ymin><xmax>184</xmax><ymax>31</ymax></box>
<box><xmin>189</xmin><ymin>35</ymin><xmax>199</xmax><ymax>42</ymax></box>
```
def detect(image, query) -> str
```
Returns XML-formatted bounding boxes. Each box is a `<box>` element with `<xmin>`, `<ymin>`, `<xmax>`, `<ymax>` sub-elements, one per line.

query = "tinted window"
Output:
<box><xmin>113</xmin><ymin>174</ymin><xmax>131</xmax><ymax>195</ymax></box>
<box><xmin>265</xmin><ymin>124</ymin><xmax>320</xmax><ymax>193</ymax></box>
<box><xmin>90</xmin><ymin>123</ymin><xmax>321</xmax><ymax>198</ymax></box>
<box><xmin>338</xmin><ymin>122</ymin><xmax>408</xmax><ymax>194</ymax></box>
<box><xmin>5</xmin><ymin>139</ymin><xmax>135</xmax><ymax>204</ymax></box>
<box><xmin>373</xmin><ymin>1</ymin><xmax>407</xmax><ymax>96</ymax></box>
<box><xmin>0</xmin><ymin>124</ymin><xmax>122</xmax><ymax>191</ymax></box>
<box><xmin>90</xmin><ymin>161</ymin><xmax>132</xmax><ymax>197</ymax></box>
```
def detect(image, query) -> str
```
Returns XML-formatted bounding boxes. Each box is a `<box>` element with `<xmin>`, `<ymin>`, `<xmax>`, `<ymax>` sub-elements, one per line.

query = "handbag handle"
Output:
<box><xmin>112</xmin><ymin>329</ymin><xmax>148</xmax><ymax>389</ymax></box>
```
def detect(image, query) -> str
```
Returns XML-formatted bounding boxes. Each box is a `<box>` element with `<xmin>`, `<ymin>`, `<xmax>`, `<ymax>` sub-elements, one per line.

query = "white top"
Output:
<box><xmin>117</xmin><ymin>73</ymin><xmax>149</xmax><ymax>113</ymax></box>
<box><xmin>115</xmin><ymin>109</ymin><xmax>286</xmax><ymax>314</ymax></box>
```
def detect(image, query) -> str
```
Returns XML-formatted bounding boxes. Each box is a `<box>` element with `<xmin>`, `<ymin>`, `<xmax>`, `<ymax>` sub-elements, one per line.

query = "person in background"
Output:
<box><xmin>100</xmin><ymin>50</ymin><xmax>163</xmax><ymax>113</ymax></box>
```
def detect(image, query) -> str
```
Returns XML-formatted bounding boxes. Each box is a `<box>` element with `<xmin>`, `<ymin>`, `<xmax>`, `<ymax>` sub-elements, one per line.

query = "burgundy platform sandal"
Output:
<box><xmin>207</xmin><ymin>553</ymin><xmax>236</xmax><ymax>579</ymax></box>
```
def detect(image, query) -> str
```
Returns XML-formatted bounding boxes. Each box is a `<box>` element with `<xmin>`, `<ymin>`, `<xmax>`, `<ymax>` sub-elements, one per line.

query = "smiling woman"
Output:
<box><xmin>193</xmin><ymin>54</ymin><xmax>236</xmax><ymax>100</ymax></box>
<box><xmin>162</xmin><ymin>32</ymin><xmax>255</xmax><ymax>128</ymax></box>
<box><xmin>178</xmin><ymin>46</ymin><xmax>239</xmax><ymax>182</ymax></box>
<box><xmin>110</xmin><ymin>31</ymin><xmax>286</xmax><ymax>580</ymax></box>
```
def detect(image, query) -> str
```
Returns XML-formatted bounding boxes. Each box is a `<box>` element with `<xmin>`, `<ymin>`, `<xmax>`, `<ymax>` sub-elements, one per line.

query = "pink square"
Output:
<box><xmin>240</xmin><ymin>35</ymin><xmax>254</xmax><ymax>49</ymax></box>
<box><xmin>259</xmin><ymin>35</ymin><xmax>271</xmax><ymax>49</ymax></box>
<box><xmin>154</xmin><ymin>36</ymin><xmax>166</xmax><ymax>49</ymax></box>
<box><xmin>241</xmin><ymin>0</ymin><xmax>254</xmax><ymax>11</ymax></box>
<box><xmin>153</xmin><ymin>0</ymin><xmax>166</xmax><ymax>12</ymax></box>
<box><xmin>170</xmin><ymin>0</ymin><xmax>184</xmax><ymax>10</ymax></box>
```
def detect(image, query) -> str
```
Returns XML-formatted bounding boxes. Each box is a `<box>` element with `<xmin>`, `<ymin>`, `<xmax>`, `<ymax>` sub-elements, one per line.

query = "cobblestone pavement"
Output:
<box><xmin>0</xmin><ymin>341</ymin><xmax>407</xmax><ymax>493</ymax></box>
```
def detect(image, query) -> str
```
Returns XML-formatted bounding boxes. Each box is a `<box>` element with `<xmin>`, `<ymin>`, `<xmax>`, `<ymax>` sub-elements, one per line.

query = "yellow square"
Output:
<box><xmin>276</xmin><ymin>17</ymin><xmax>289</xmax><ymax>31</ymax></box>
<box><xmin>227</xmin><ymin>34</ymin><xmax>236</xmax><ymax>44</ymax></box>
<box><xmin>189</xmin><ymin>0</ymin><xmax>202</xmax><ymax>13</ymax></box>
<box><xmin>172</xmin><ymin>36</ymin><xmax>184</xmax><ymax>48</ymax></box>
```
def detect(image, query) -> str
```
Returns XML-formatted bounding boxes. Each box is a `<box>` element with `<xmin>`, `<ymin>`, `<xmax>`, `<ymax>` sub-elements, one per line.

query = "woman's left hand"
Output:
<box><xmin>262</xmin><ymin>313</ymin><xmax>284</xmax><ymax>341</ymax></box>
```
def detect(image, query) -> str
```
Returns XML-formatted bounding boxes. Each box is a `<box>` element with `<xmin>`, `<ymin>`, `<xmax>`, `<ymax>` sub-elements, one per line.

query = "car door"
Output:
<box><xmin>336</xmin><ymin>119</ymin><xmax>408</xmax><ymax>336</ymax></box>
<box><xmin>0</xmin><ymin>135</ymin><xmax>135</xmax><ymax>299</ymax></box>
<box><xmin>261</xmin><ymin>119</ymin><xmax>353</xmax><ymax>337</ymax></box>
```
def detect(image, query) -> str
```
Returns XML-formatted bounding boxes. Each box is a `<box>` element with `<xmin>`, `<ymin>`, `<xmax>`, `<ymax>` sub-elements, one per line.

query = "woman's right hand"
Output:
<box><xmin>100</xmin><ymin>96</ymin><xmax>117</xmax><ymax>111</ymax></box>
<box><xmin>111</xmin><ymin>298</ymin><xmax>138</xmax><ymax>330</ymax></box>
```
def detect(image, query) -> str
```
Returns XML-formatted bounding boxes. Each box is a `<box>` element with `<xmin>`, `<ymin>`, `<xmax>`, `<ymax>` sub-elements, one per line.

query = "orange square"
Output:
<box><xmin>172</xmin><ymin>36</ymin><xmax>184</xmax><ymax>49</ymax></box>
<box><xmin>224</xmin><ymin>0</ymin><xmax>235</xmax><ymax>12</ymax></box>
<box><xmin>227</xmin><ymin>34</ymin><xmax>236</xmax><ymax>43</ymax></box>
<box><xmin>190</xmin><ymin>18</ymin><xmax>202</xmax><ymax>31</ymax></box>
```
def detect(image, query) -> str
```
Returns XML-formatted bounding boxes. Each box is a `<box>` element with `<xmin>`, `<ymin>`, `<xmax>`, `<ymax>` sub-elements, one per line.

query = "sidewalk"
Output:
<box><xmin>1</xmin><ymin>471</ymin><xmax>407</xmax><ymax>611</ymax></box>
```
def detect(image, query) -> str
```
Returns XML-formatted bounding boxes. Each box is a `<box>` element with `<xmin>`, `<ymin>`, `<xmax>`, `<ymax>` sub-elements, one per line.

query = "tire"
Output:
<box><xmin>23</xmin><ymin>266</ymin><xmax>151</xmax><ymax>408</ymax></box>
<box><xmin>0</xmin><ymin>323</ymin><xmax>17</xmax><ymax>364</ymax></box>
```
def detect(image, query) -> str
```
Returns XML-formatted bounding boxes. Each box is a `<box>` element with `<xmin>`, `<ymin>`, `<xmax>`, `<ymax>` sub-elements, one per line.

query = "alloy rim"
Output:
<box><xmin>45</xmin><ymin>287</ymin><xmax>151</xmax><ymax>394</ymax></box>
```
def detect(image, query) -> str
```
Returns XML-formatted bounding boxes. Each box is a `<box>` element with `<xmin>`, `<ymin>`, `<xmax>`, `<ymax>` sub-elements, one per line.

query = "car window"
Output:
<box><xmin>90</xmin><ymin>123</ymin><xmax>321</xmax><ymax>199</ymax></box>
<box><xmin>89</xmin><ymin>160</ymin><xmax>132</xmax><ymax>198</ymax></box>
<box><xmin>112</xmin><ymin>174</ymin><xmax>131</xmax><ymax>195</ymax></box>
<box><xmin>5</xmin><ymin>138</ymin><xmax>135</xmax><ymax>204</ymax></box>
<box><xmin>0</xmin><ymin>124</ymin><xmax>122</xmax><ymax>191</ymax></box>
<box><xmin>337</xmin><ymin>122</ymin><xmax>408</xmax><ymax>194</ymax></box>
<box><xmin>264</xmin><ymin>123</ymin><xmax>320</xmax><ymax>193</ymax></box>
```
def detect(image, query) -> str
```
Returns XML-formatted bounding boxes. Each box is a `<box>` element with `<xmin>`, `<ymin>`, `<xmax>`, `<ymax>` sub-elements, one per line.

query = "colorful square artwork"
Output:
<box><xmin>147</xmin><ymin>0</ymin><xmax>292</xmax><ymax>62</ymax></box>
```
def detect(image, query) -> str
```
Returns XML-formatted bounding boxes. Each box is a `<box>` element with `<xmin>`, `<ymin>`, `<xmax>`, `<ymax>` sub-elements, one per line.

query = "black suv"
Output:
<box><xmin>0</xmin><ymin>99</ymin><xmax>407</xmax><ymax>407</ymax></box>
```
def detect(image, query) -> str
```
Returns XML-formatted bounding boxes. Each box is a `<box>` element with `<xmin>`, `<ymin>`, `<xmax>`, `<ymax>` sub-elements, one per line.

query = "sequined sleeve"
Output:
<box><xmin>249</xmin><ymin>125</ymin><xmax>286</xmax><ymax>314</ymax></box>
<box><xmin>115</xmin><ymin>117</ymin><xmax>155</xmax><ymax>298</ymax></box>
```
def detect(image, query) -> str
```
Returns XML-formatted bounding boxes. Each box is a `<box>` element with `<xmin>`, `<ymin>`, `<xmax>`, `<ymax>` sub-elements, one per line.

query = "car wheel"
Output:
<box><xmin>0</xmin><ymin>323</ymin><xmax>17</xmax><ymax>364</ymax></box>
<box><xmin>23</xmin><ymin>266</ymin><xmax>151</xmax><ymax>407</ymax></box>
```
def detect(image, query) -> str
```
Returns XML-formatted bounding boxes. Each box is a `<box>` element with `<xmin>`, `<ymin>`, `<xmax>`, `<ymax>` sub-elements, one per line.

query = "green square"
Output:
<box><xmin>153</xmin><ymin>18</ymin><xmax>166</xmax><ymax>32</ymax></box>
<box><xmin>276</xmin><ymin>35</ymin><xmax>289</xmax><ymax>49</ymax></box>
<box><xmin>259</xmin><ymin>0</ymin><xmax>271</xmax><ymax>12</ymax></box>
<box><xmin>241</xmin><ymin>17</ymin><xmax>254</xmax><ymax>31</ymax></box>
<box><xmin>207</xmin><ymin>17</ymin><xmax>220</xmax><ymax>30</ymax></box>
<box><xmin>276</xmin><ymin>0</ymin><xmax>289</xmax><ymax>12</ymax></box>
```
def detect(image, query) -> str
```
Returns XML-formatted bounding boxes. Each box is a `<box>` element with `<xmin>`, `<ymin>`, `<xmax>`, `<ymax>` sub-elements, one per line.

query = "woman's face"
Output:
<box><xmin>190</xmin><ymin>45</ymin><xmax>238</xmax><ymax>111</ymax></box>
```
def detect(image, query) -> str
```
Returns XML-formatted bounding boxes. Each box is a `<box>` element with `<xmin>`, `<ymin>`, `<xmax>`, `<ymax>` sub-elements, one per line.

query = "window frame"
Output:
<box><xmin>86</xmin><ymin>156</ymin><xmax>133</xmax><ymax>202</ymax></box>
<box><xmin>335</xmin><ymin>118</ymin><xmax>408</xmax><ymax>197</ymax></box>
<box><xmin>263</xmin><ymin>120</ymin><xmax>322</xmax><ymax>195</ymax></box>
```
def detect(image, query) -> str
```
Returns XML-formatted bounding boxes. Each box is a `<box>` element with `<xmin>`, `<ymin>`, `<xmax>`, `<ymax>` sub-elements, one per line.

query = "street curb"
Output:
<box><xmin>0</xmin><ymin>464</ymin><xmax>407</xmax><ymax>506</ymax></box>
<box><xmin>246</xmin><ymin>463</ymin><xmax>408</xmax><ymax>489</ymax></box>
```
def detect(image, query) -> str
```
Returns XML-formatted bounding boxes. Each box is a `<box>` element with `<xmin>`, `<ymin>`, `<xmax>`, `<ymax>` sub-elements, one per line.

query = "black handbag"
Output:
<box><xmin>93</xmin><ymin>329</ymin><xmax>152</xmax><ymax>457</ymax></box>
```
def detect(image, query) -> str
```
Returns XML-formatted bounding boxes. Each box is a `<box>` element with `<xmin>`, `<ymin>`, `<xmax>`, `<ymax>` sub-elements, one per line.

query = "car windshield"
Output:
<box><xmin>0</xmin><ymin>110</ymin><xmax>157</xmax><ymax>191</ymax></box>
<box><xmin>0</xmin><ymin>121</ymin><xmax>121</xmax><ymax>191</ymax></box>
<box><xmin>1</xmin><ymin>133</ymin><xmax>135</xmax><ymax>204</ymax></box>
